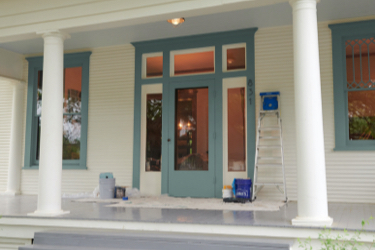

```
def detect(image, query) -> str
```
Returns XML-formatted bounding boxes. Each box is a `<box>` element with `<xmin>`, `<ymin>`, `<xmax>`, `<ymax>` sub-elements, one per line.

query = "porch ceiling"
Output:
<box><xmin>0</xmin><ymin>0</ymin><xmax>374</xmax><ymax>55</ymax></box>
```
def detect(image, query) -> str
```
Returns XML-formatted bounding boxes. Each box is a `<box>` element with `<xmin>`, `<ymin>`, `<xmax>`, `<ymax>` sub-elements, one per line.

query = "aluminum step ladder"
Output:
<box><xmin>252</xmin><ymin>92</ymin><xmax>288</xmax><ymax>202</ymax></box>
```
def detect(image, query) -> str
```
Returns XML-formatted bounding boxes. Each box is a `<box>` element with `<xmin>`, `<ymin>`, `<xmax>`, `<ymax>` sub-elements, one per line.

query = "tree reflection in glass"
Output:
<box><xmin>146</xmin><ymin>94</ymin><xmax>162</xmax><ymax>171</ymax></box>
<box><xmin>63</xmin><ymin>115</ymin><xmax>81</xmax><ymax>159</ymax></box>
<box><xmin>348</xmin><ymin>90</ymin><xmax>375</xmax><ymax>140</ymax></box>
<box><xmin>175</xmin><ymin>88</ymin><xmax>208</xmax><ymax>171</ymax></box>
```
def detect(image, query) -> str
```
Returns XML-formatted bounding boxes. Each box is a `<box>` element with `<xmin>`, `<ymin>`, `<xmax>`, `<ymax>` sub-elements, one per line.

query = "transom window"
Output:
<box><xmin>170</xmin><ymin>47</ymin><xmax>215</xmax><ymax>76</ymax></box>
<box><xmin>142</xmin><ymin>52</ymin><xmax>163</xmax><ymax>79</ymax></box>
<box><xmin>222</xmin><ymin>43</ymin><xmax>246</xmax><ymax>72</ymax></box>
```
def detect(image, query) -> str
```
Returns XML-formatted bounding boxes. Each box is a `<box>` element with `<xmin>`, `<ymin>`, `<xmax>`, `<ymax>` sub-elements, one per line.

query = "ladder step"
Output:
<box><xmin>257</xmin><ymin>156</ymin><xmax>282</xmax><ymax>160</ymax></box>
<box><xmin>254</xmin><ymin>182</ymin><xmax>284</xmax><ymax>186</ymax></box>
<box><xmin>256</xmin><ymin>164</ymin><xmax>283</xmax><ymax>167</ymax></box>
<box><xmin>260</xmin><ymin>110</ymin><xmax>279</xmax><ymax>114</ymax></box>
<box><xmin>259</xmin><ymin>127</ymin><xmax>280</xmax><ymax>131</ymax></box>
<box><xmin>257</xmin><ymin>145</ymin><xmax>281</xmax><ymax>149</ymax></box>
<box><xmin>259</xmin><ymin>136</ymin><xmax>280</xmax><ymax>139</ymax></box>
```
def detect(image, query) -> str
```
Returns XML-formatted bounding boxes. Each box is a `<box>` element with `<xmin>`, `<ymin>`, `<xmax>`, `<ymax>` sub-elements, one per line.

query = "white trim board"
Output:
<box><xmin>140</xmin><ymin>84</ymin><xmax>163</xmax><ymax>196</ymax></box>
<box><xmin>222</xmin><ymin>77</ymin><xmax>248</xmax><ymax>186</ymax></box>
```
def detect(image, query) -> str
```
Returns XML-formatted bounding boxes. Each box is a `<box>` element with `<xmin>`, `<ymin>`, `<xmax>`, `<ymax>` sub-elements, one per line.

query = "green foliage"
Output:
<box><xmin>349</xmin><ymin>117</ymin><xmax>375</xmax><ymax>140</ymax></box>
<box><xmin>299</xmin><ymin>217</ymin><xmax>375</xmax><ymax>250</ymax></box>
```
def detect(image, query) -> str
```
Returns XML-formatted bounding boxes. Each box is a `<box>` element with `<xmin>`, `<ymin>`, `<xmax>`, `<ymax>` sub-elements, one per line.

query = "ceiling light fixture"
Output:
<box><xmin>167</xmin><ymin>18</ymin><xmax>185</xmax><ymax>27</ymax></box>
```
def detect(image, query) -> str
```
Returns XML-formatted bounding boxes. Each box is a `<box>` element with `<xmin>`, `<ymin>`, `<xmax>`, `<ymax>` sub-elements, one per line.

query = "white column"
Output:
<box><xmin>3</xmin><ymin>80</ymin><xmax>25</xmax><ymax>196</ymax></box>
<box><xmin>29</xmin><ymin>30</ymin><xmax>70</xmax><ymax>217</ymax></box>
<box><xmin>289</xmin><ymin>0</ymin><xmax>332</xmax><ymax>226</ymax></box>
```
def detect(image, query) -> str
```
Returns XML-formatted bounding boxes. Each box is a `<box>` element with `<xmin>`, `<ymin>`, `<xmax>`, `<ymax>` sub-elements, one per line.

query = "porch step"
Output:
<box><xmin>19</xmin><ymin>230</ymin><xmax>292</xmax><ymax>250</ymax></box>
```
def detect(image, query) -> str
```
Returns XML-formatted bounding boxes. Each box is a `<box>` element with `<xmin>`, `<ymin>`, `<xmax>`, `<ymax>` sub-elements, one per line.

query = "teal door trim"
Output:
<box><xmin>132</xmin><ymin>28</ymin><xmax>258</xmax><ymax>198</ymax></box>
<box><xmin>168</xmin><ymin>79</ymin><xmax>216</xmax><ymax>197</ymax></box>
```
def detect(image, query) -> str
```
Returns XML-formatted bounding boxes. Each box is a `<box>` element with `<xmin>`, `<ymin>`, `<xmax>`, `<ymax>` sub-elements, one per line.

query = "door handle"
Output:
<box><xmin>167</xmin><ymin>139</ymin><xmax>171</xmax><ymax>142</ymax></box>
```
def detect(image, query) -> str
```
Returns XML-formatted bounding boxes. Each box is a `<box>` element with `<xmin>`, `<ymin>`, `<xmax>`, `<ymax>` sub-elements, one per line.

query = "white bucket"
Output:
<box><xmin>222</xmin><ymin>188</ymin><xmax>233</xmax><ymax>199</ymax></box>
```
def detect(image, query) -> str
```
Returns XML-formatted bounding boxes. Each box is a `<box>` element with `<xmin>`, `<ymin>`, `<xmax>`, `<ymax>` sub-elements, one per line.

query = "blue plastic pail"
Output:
<box><xmin>263</xmin><ymin>96</ymin><xmax>278</xmax><ymax>110</ymax></box>
<box><xmin>235</xmin><ymin>179</ymin><xmax>252</xmax><ymax>199</ymax></box>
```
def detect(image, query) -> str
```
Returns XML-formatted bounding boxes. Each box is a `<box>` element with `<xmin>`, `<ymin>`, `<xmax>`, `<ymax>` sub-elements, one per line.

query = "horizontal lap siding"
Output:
<box><xmin>0</xmin><ymin>81</ymin><xmax>12</xmax><ymax>192</ymax></box>
<box><xmin>16</xmin><ymin>20</ymin><xmax>375</xmax><ymax>202</ymax></box>
<box><xmin>21</xmin><ymin>44</ymin><xmax>135</xmax><ymax>194</ymax></box>
<box><xmin>255</xmin><ymin>22</ymin><xmax>375</xmax><ymax>203</ymax></box>
<box><xmin>254</xmin><ymin>25</ymin><xmax>297</xmax><ymax>201</ymax></box>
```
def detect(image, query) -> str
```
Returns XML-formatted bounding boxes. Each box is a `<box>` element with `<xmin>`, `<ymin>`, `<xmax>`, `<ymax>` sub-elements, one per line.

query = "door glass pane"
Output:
<box><xmin>174</xmin><ymin>51</ymin><xmax>214</xmax><ymax>76</ymax></box>
<box><xmin>64</xmin><ymin>67</ymin><xmax>82</xmax><ymax>113</ymax></box>
<box><xmin>175</xmin><ymin>88</ymin><xmax>208</xmax><ymax>170</ymax></box>
<box><xmin>348</xmin><ymin>90</ymin><xmax>375</xmax><ymax>140</ymax></box>
<box><xmin>146</xmin><ymin>94</ymin><xmax>162</xmax><ymax>171</ymax></box>
<box><xmin>63</xmin><ymin>115</ymin><xmax>81</xmax><ymax>159</ymax></box>
<box><xmin>146</xmin><ymin>56</ymin><xmax>163</xmax><ymax>78</ymax></box>
<box><xmin>228</xmin><ymin>87</ymin><xmax>246</xmax><ymax>171</ymax></box>
<box><xmin>227</xmin><ymin>47</ymin><xmax>246</xmax><ymax>71</ymax></box>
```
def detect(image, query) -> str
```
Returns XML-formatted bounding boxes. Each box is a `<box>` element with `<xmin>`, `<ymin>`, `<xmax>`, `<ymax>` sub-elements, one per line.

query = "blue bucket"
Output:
<box><xmin>263</xmin><ymin>96</ymin><xmax>278</xmax><ymax>110</ymax></box>
<box><xmin>234</xmin><ymin>179</ymin><xmax>252</xmax><ymax>199</ymax></box>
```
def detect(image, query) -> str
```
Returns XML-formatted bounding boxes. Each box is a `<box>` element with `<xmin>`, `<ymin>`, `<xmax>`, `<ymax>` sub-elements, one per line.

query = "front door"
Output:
<box><xmin>168</xmin><ymin>79</ymin><xmax>216</xmax><ymax>197</ymax></box>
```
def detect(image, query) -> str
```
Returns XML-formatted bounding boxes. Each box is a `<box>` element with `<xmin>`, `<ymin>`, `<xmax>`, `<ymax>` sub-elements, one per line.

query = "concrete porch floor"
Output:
<box><xmin>1</xmin><ymin>195</ymin><xmax>375</xmax><ymax>232</ymax></box>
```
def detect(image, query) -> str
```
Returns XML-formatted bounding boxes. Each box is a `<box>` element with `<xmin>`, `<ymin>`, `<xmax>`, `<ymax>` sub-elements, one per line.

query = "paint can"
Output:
<box><xmin>99</xmin><ymin>178</ymin><xmax>116</xmax><ymax>199</ymax></box>
<box><xmin>222</xmin><ymin>185</ymin><xmax>233</xmax><ymax>199</ymax></box>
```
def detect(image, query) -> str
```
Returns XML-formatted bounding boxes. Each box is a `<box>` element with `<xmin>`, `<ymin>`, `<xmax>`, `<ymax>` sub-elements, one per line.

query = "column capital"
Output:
<box><xmin>36</xmin><ymin>30</ymin><xmax>70</xmax><ymax>40</ymax></box>
<box><xmin>289</xmin><ymin>0</ymin><xmax>320</xmax><ymax>9</ymax></box>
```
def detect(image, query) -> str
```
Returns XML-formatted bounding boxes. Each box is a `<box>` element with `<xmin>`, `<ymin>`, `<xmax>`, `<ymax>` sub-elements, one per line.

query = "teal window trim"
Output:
<box><xmin>329</xmin><ymin>20</ymin><xmax>375</xmax><ymax>151</ymax></box>
<box><xmin>131</xmin><ymin>28</ymin><xmax>257</xmax><ymax>197</ymax></box>
<box><xmin>23</xmin><ymin>52</ymin><xmax>92</xmax><ymax>169</ymax></box>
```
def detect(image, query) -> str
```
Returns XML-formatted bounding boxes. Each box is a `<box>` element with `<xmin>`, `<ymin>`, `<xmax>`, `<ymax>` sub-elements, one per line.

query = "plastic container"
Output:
<box><xmin>263</xmin><ymin>96</ymin><xmax>278</xmax><ymax>110</ymax></box>
<box><xmin>234</xmin><ymin>179</ymin><xmax>252</xmax><ymax>199</ymax></box>
<box><xmin>99</xmin><ymin>172</ymin><xmax>113</xmax><ymax>179</ymax></box>
<box><xmin>222</xmin><ymin>185</ymin><xmax>233</xmax><ymax>199</ymax></box>
<box><xmin>99</xmin><ymin>178</ymin><xmax>116</xmax><ymax>199</ymax></box>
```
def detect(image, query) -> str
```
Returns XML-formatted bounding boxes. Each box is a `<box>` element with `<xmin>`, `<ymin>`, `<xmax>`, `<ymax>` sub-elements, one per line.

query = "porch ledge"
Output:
<box><xmin>292</xmin><ymin>216</ymin><xmax>333</xmax><ymax>227</ymax></box>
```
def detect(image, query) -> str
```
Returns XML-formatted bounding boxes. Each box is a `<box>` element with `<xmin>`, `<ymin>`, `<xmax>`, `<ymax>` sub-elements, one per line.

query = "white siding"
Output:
<box><xmin>13</xmin><ymin>18</ymin><xmax>375</xmax><ymax>203</ymax></box>
<box><xmin>20</xmin><ymin>44</ymin><xmax>135</xmax><ymax>194</ymax></box>
<box><xmin>0</xmin><ymin>80</ymin><xmax>13</xmax><ymax>192</ymax></box>
<box><xmin>255</xmin><ymin>22</ymin><xmax>375</xmax><ymax>203</ymax></box>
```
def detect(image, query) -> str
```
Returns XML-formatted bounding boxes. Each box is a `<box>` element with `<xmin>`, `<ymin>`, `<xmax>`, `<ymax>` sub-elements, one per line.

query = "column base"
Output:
<box><xmin>28</xmin><ymin>210</ymin><xmax>70</xmax><ymax>217</ymax></box>
<box><xmin>292</xmin><ymin>216</ymin><xmax>333</xmax><ymax>227</ymax></box>
<box><xmin>0</xmin><ymin>190</ymin><xmax>20</xmax><ymax>196</ymax></box>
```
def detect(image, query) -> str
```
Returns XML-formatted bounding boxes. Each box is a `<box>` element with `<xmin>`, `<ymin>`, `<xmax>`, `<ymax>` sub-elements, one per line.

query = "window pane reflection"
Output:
<box><xmin>228</xmin><ymin>88</ymin><xmax>246</xmax><ymax>171</ymax></box>
<box><xmin>345</xmin><ymin>38</ymin><xmax>375</xmax><ymax>89</ymax></box>
<box><xmin>63</xmin><ymin>115</ymin><xmax>81</xmax><ymax>159</ymax></box>
<box><xmin>175</xmin><ymin>88</ymin><xmax>208</xmax><ymax>171</ymax></box>
<box><xmin>64</xmin><ymin>67</ymin><xmax>82</xmax><ymax>113</ymax></box>
<box><xmin>174</xmin><ymin>51</ymin><xmax>214</xmax><ymax>76</ymax></box>
<box><xmin>348</xmin><ymin>90</ymin><xmax>375</xmax><ymax>140</ymax></box>
<box><xmin>37</xmin><ymin>70</ymin><xmax>43</xmax><ymax>116</ymax></box>
<box><xmin>227</xmin><ymin>47</ymin><xmax>246</xmax><ymax>71</ymax></box>
<box><xmin>146</xmin><ymin>56</ymin><xmax>163</xmax><ymax>78</ymax></box>
<box><xmin>146</xmin><ymin>94</ymin><xmax>162</xmax><ymax>172</ymax></box>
